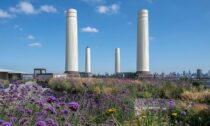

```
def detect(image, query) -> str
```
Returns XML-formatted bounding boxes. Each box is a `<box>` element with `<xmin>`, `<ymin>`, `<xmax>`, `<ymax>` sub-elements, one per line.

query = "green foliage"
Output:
<box><xmin>192</xmin><ymin>81</ymin><xmax>201</xmax><ymax>87</ymax></box>
<box><xmin>119</xmin><ymin>97</ymin><xmax>135</xmax><ymax>121</ymax></box>
<box><xmin>48</xmin><ymin>78</ymin><xmax>84</xmax><ymax>93</ymax></box>
<box><xmin>47</xmin><ymin>78</ymin><xmax>210</xmax><ymax>125</ymax></box>
<box><xmin>0</xmin><ymin>79</ymin><xmax>9</xmax><ymax>88</ymax></box>
<box><xmin>186</xmin><ymin>108</ymin><xmax>210</xmax><ymax>126</ymax></box>
<box><xmin>127</xmin><ymin>84</ymin><xmax>139</xmax><ymax>98</ymax></box>
<box><xmin>159</xmin><ymin>83</ymin><xmax>184</xmax><ymax>99</ymax></box>
<box><xmin>136</xmin><ymin>91</ymin><xmax>152</xmax><ymax>98</ymax></box>
<box><xmin>48</xmin><ymin>78</ymin><xmax>66</xmax><ymax>92</ymax></box>
<box><xmin>133</xmin><ymin>81</ymin><xmax>185</xmax><ymax>99</ymax></box>
<box><xmin>136</xmin><ymin>110</ymin><xmax>168</xmax><ymax>126</ymax></box>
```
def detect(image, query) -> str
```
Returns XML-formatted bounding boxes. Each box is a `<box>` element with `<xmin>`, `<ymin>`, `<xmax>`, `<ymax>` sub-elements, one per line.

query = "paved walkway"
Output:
<box><xmin>135</xmin><ymin>98</ymin><xmax>169</xmax><ymax>116</ymax></box>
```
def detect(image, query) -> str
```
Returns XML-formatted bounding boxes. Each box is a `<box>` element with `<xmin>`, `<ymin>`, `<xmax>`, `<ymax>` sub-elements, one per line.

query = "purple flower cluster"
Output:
<box><xmin>0</xmin><ymin>83</ymin><xmax>79</xmax><ymax>125</ymax></box>
<box><xmin>35</xmin><ymin>120</ymin><xmax>46</xmax><ymax>126</ymax></box>
<box><xmin>47</xmin><ymin>96</ymin><xmax>57</xmax><ymax>103</ymax></box>
<box><xmin>68</xmin><ymin>101</ymin><xmax>80</xmax><ymax>111</ymax></box>
<box><xmin>0</xmin><ymin>80</ymin><xmax>135</xmax><ymax>125</ymax></box>
<box><xmin>82</xmin><ymin>82</ymin><xmax>88</xmax><ymax>88</ymax></box>
<box><xmin>168</xmin><ymin>100</ymin><xmax>175</xmax><ymax>108</ymax></box>
<box><xmin>0</xmin><ymin>120</ymin><xmax>12</xmax><ymax>126</ymax></box>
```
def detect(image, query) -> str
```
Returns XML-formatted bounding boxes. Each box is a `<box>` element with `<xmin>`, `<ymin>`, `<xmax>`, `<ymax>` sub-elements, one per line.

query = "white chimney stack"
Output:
<box><xmin>85</xmin><ymin>47</ymin><xmax>91</xmax><ymax>73</ymax></box>
<box><xmin>115</xmin><ymin>48</ymin><xmax>120</xmax><ymax>74</ymax></box>
<box><xmin>137</xmin><ymin>9</ymin><xmax>150</xmax><ymax>74</ymax></box>
<box><xmin>65</xmin><ymin>9</ymin><xmax>79</xmax><ymax>75</ymax></box>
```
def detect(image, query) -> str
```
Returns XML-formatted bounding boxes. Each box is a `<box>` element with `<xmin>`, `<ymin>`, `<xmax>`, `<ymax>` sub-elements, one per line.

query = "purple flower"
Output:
<box><xmin>35</xmin><ymin>120</ymin><xmax>46</xmax><ymax>126</ymax></box>
<box><xmin>62</xmin><ymin>109</ymin><xmax>68</xmax><ymax>116</ymax></box>
<box><xmin>35</xmin><ymin>100</ymin><xmax>44</xmax><ymax>107</ymax></box>
<box><xmin>29</xmin><ymin>99</ymin><xmax>35</xmax><ymax>104</ymax></box>
<box><xmin>46</xmin><ymin>106</ymin><xmax>56</xmax><ymax>114</ymax></box>
<box><xmin>19</xmin><ymin>118</ymin><xmax>28</xmax><ymax>125</ymax></box>
<box><xmin>0</xmin><ymin>120</ymin><xmax>4</xmax><ymax>124</ymax></box>
<box><xmin>168</xmin><ymin>100</ymin><xmax>175</xmax><ymax>108</ymax></box>
<box><xmin>10</xmin><ymin>117</ymin><xmax>16</xmax><ymax>123</ymax></box>
<box><xmin>17</xmin><ymin>107</ymin><xmax>25</xmax><ymax>113</ymax></box>
<box><xmin>46</xmin><ymin>96</ymin><xmax>56</xmax><ymax>103</ymax></box>
<box><xmin>181</xmin><ymin>111</ymin><xmax>187</xmax><ymax>116</ymax></box>
<box><xmin>41</xmin><ymin>110</ymin><xmax>47</xmax><ymax>116</ymax></box>
<box><xmin>65</xmin><ymin>123</ymin><xmax>71</xmax><ymax>126</ymax></box>
<box><xmin>55</xmin><ymin>104</ymin><xmax>60</xmax><ymax>109</ymax></box>
<box><xmin>59</xmin><ymin>102</ymin><xmax>65</xmax><ymax>107</ymax></box>
<box><xmin>122</xmin><ymin>105</ymin><xmax>129</xmax><ymax>112</ymax></box>
<box><xmin>26</xmin><ymin>108</ymin><xmax>33</xmax><ymax>115</ymax></box>
<box><xmin>82</xmin><ymin>82</ymin><xmax>88</xmax><ymax>88</ymax></box>
<box><xmin>3</xmin><ymin>121</ymin><xmax>12</xmax><ymax>126</ymax></box>
<box><xmin>46</xmin><ymin>118</ymin><xmax>55</xmax><ymax>126</ymax></box>
<box><xmin>68</xmin><ymin>102</ymin><xmax>79</xmax><ymax>111</ymax></box>
<box><xmin>33</xmin><ymin>85</ymin><xmax>38</xmax><ymax>90</ymax></box>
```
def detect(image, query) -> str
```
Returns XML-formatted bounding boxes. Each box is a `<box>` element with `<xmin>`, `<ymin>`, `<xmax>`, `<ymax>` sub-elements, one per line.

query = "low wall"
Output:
<box><xmin>0</xmin><ymin>72</ymin><xmax>8</xmax><ymax>80</ymax></box>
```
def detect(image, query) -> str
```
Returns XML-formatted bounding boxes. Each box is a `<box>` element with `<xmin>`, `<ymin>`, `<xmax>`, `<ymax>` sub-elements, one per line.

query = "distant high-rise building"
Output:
<box><xmin>197</xmin><ymin>69</ymin><xmax>202</xmax><ymax>79</ymax></box>
<box><xmin>208</xmin><ymin>70</ymin><xmax>210</xmax><ymax>77</ymax></box>
<box><xmin>188</xmin><ymin>71</ymin><xmax>191</xmax><ymax>76</ymax></box>
<box><xmin>183</xmin><ymin>71</ymin><xmax>186</xmax><ymax>77</ymax></box>
<box><xmin>161</xmin><ymin>72</ymin><xmax>165</xmax><ymax>79</ymax></box>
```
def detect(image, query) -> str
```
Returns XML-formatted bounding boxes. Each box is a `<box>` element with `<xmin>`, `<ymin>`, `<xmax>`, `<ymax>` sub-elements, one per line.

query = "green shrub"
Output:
<box><xmin>48</xmin><ymin>78</ymin><xmax>85</xmax><ymax>93</ymax></box>
<box><xmin>48</xmin><ymin>78</ymin><xmax>66</xmax><ymax>92</ymax></box>
<box><xmin>192</xmin><ymin>81</ymin><xmax>201</xmax><ymax>87</ymax></box>
<box><xmin>136</xmin><ymin>91</ymin><xmax>152</xmax><ymax>98</ymax></box>
<box><xmin>160</xmin><ymin>83</ymin><xmax>183</xmax><ymax>99</ymax></box>
<box><xmin>127</xmin><ymin>84</ymin><xmax>139</xmax><ymax>98</ymax></box>
<box><xmin>0</xmin><ymin>80</ymin><xmax>9</xmax><ymax>88</ymax></box>
<box><xmin>187</xmin><ymin>108</ymin><xmax>210</xmax><ymax>126</ymax></box>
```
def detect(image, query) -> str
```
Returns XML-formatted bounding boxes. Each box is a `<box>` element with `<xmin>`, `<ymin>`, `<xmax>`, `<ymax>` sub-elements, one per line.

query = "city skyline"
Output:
<box><xmin>0</xmin><ymin>0</ymin><xmax>210</xmax><ymax>74</ymax></box>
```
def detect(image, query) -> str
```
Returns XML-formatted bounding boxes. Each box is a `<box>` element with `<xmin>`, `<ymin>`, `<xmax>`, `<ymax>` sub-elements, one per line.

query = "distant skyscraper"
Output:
<box><xmin>197</xmin><ymin>69</ymin><xmax>202</xmax><ymax>79</ymax></box>
<box><xmin>137</xmin><ymin>9</ymin><xmax>150</xmax><ymax>75</ymax></box>
<box><xmin>85</xmin><ymin>47</ymin><xmax>91</xmax><ymax>74</ymax></box>
<box><xmin>208</xmin><ymin>70</ymin><xmax>210</xmax><ymax>77</ymax></box>
<box><xmin>183</xmin><ymin>71</ymin><xmax>186</xmax><ymax>77</ymax></box>
<box><xmin>115</xmin><ymin>48</ymin><xmax>120</xmax><ymax>74</ymax></box>
<box><xmin>188</xmin><ymin>71</ymin><xmax>191</xmax><ymax>75</ymax></box>
<box><xmin>65</xmin><ymin>9</ymin><xmax>79</xmax><ymax>76</ymax></box>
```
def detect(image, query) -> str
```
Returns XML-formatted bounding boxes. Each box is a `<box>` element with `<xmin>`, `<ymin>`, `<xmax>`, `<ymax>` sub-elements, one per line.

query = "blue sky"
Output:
<box><xmin>0</xmin><ymin>0</ymin><xmax>210</xmax><ymax>74</ymax></box>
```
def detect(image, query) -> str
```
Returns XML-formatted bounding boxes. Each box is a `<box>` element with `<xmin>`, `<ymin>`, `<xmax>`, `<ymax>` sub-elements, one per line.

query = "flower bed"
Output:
<box><xmin>0</xmin><ymin>79</ymin><xmax>210</xmax><ymax>125</ymax></box>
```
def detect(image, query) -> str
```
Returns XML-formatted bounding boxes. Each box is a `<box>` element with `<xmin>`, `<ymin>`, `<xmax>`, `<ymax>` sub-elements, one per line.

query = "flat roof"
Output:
<box><xmin>0</xmin><ymin>69</ymin><xmax>25</xmax><ymax>74</ymax></box>
<box><xmin>34</xmin><ymin>68</ymin><xmax>46</xmax><ymax>70</ymax></box>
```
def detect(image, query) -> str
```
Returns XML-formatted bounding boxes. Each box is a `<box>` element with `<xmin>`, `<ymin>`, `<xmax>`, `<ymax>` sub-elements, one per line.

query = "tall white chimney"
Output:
<box><xmin>137</xmin><ymin>9</ymin><xmax>150</xmax><ymax>74</ymax></box>
<box><xmin>115</xmin><ymin>48</ymin><xmax>120</xmax><ymax>74</ymax></box>
<box><xmin>85</xmin><ymin>47</ymin><xmax>91</xmax><ymax>73</ymax></box>
<box><xmin>65</xmin><ymin>9</ymin><xmax>79</xmax><ymax>75</ymax></box>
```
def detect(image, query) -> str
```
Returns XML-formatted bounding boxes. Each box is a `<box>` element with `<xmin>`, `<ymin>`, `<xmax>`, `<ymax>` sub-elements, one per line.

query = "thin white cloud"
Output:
<box><xmin>28</xmin><ymin>42</ymin><xmax>42</xmax><ymax>47</ymax></box>
<box><xmin>97</xmin><ymin>5</ymin><xmax>109</xmax><ymax>14</ymax></box>
<box><xmin>9</xmin><ymin>1</ymin><xmax>37</xmax><ymax>14</ymax></box>
<box><xmin>96</xmin><ymin>3</ymin><xmax>120</xmax><ymax>14</ymax></box>
<box><xmin>14</xmin><ymin>25</ymin><xmax>23</xmax><ymax>31</ymax></box>
<box><xmin>9</xmin><ymin>1</ymin><xmax>58</xmax><ymax>15</ymax></box>
<box><xmin>26</xmin><ymin>34</ymin><xmax>43</xmax><ymax>47</ymax></box>
<box><xmin>27</xmin><ymin>35</ymin><xmax>35</xmax><ymax>40</ymax></box>
<box><xmin>81</xmin><ymin>26</ymin><xmax>99</xmax><ymax>33</ymax></box>
<box><xmin>0</xmin><ymin>9</ymin><xmax>12</xmax><ymax>18</ymax></box>
<box><xmin>110</xmin><ymin>4</ymin><xmax>120</xmax><ymax>13</ymax></box>
<box><xmin>40</xmin><ymin>5</ymin><xmax>57</xmax><ymax>13</ymax></box>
